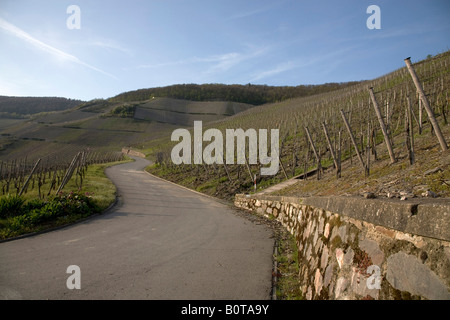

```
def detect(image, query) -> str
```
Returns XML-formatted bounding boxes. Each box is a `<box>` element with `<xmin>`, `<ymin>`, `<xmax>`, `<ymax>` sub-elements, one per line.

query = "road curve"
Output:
<box><xmin>0</xmin><ymin>157</ymin><xmax>274</xmax><ymax>300</ymax></box>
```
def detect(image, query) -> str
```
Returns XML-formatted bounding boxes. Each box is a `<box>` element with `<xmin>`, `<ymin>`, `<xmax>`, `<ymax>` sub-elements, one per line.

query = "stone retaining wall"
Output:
<box><xmin>235</xmin><ymin>194</ymin><xmax>450</xmax><ymax>300</ymax></box>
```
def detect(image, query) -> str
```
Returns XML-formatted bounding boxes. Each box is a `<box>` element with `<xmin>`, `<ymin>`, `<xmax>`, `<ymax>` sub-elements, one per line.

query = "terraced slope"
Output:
<box><xmin>0</xmin><ymin>97</ymin><xmax>255</xmax><ymax>164</ymax></box>
<box><xmin>146</xmin><ymin>51</ymin><xmax>450</xmax><ymax>201</ymax></box>
<box><xmin>134</xmin><ymin>98</ymin><xmax>255</xmax><ymax>126</ymax></box>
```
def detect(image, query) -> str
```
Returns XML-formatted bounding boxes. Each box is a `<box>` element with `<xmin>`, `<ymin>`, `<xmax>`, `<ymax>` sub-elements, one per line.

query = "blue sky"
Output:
<box><xmin>0</xmin><ymin>0</ymin><xmax>449</xmax><ymax>101</ymax></box>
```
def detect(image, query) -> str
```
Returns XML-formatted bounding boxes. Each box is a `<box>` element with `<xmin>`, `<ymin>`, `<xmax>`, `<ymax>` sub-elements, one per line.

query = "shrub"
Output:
<box><xmin>22</xmin><ymin>198</ymin><xmax>46</xmax><ymax>212</ymax></box>
<box><xmin>0</xmin><ymin>195</ymin><xmax>25</xmax><ymax>219</ymax></box>
<box><xmin>52</xmin><ymin>191</ymin><xmax>100</xmax><ymax>216</ymax></box>
<box><xmin>9</xmin><ymin>214</ymin><xmax>32</xmax><ymax>231</ymax></box>
<box><xmin>1</xmin><ymin>191</ymin><xmax>101</xmax><ymax>234</ymax></box>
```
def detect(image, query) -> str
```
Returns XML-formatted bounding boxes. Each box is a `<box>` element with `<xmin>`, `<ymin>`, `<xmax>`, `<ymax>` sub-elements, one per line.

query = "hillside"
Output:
<box><xmin>0</xmin><ymin>80</ymin><xmax>358</xmax><ymax>164</ymax></box>
<box><xmin>145</xmin><ymin>51</ymin><xmax>450</xmax><ymax>201</ymax></box>
<box><xmin>0</xmin><ymin>96</ymin><xmax>83</xmax><ymax>117</ymax></box>
<box><xmin>134</xmin><ymin>98</ymin><xmax>255</xmax><ymax>126</ymax></box>
<box><xmin>1</xmin><ymin>51</ymin><xmax>448</xmax><ymax>201</ymax></box>
<box><xmin>110</xmin><ymin>82</ymin><xmax>361</xmax><ymax>105</ymax></box>
<box><xmin>0</xmin><ymin>97</ymin><xmax>254</xmax><ymax>164</ymax></box>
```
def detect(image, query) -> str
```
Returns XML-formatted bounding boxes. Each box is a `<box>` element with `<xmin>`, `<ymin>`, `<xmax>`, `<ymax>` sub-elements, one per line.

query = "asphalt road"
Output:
<box><xmin>0</xmin><ymin>157</ymin><xmax>274</xmax><ymax>300</ymax></box>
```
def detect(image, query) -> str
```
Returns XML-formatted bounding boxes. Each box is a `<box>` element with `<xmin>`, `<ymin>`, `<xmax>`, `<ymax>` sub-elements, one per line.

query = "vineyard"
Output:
<box><xmin>0</xmin><ymin>149</ymin><xmax>124</xmax><ymax>198</ymax></box>
<box><xmin>146</xmin><ymin>51</ymin><xmax>450</xmax><ymax>201</ymax></box>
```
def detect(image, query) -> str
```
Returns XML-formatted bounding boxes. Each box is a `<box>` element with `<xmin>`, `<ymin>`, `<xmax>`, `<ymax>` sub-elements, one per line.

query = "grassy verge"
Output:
<box><xmin>275</xmin><ymin>230</ymin><xmax>303</xmax><ymax>300</ymax></box>
<box><xmin>0</xmin><ymin>158</ymin><xmax>131</xmax><ymax>240</ymax></box>
<box><xmin>272</xmin><ymin>124</ymin><xmax>450</xmax><ymax>198</ymax></box>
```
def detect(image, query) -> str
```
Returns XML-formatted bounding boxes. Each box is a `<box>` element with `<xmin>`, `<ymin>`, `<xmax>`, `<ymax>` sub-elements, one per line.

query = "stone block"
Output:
<box><xmin>306</xmin><ymin>244</ymin><xmax>312</xmax><ymax>262</ymax></box>
<box><xmin>313</xmin><ymin>228</ymin><xmax>319</xmax><ymax>245</ymax></box>
<box><xmin>359</xmin><ymin>238</ymin><xmax>384</xmax><ymax>266</ymax></box>
<box><xmin>338</xmin><ymin>225</ymin><xmax>348</xmax><ymax>243</ymax></box>
<box><xmin>297</xmin><ymin>209</ymin><xmax>303</xmax><ymax>223</ymax></box>
<box><xmin>324</xmin><ymin>262</ymin><xmax>334</xmax><ymax>288</ymax></box>
<box><xmin>318</xmin><ymin>216</ymin><xmax>325</xmax><ymax>235</ymax></box>
<box><xmin>405</xmin><ymin>202</ymin><xmax>450</xmax><ymax>241</ymax></box>
<box><xmin>386</xmin><ymin>252</ymin><xmax>450</xmax><ymax>300</ymax></box>
<box><xmin>314</xmin><ymin>268</ymin><xmax>323</xmax><ymax>296</ymax></box>
<box><xmin>375</xmin><ymin>225</ymin><xmax>396</xmax><ymax>239</ymax></box>
<box><xmin>344</xmin><ymin>247</ymin><xmax>354</xmax><ymax>266</ymax></box>
<box><xmin>315</xmin><ymin>238</ymin><xmax>323</xmax><ymax>255</ymax></box>
<box><xmin>321</xmin><ymin>246</ymin><xmax>329</xmax><ymax>269</ymax></box>
<box><xmin>324</xmin><ymin>223</ymin><xmax>331</xmax><ymax>239</ymax></box>
<box><xmin>306</xmin><ymin>286</ymin><xmax>312</xmax><ymax>300</ymax></box>
<box><xmin>350</xmin><ymin>267</ymin><xmax>379</xmax><ymax>299</ymax></box>
<box><xmin>335</xmin><ymin>277</ymin><xmax>348</xmax><ymax>299</ymax></box>
<box><xmin>336</xmin><ymin>248</ymin><xmax>344</xmax><ymax>269</ymax></box>
<box><xmin>303</xmin><ymin>196</ymin><xmax>412</xmax><ymax>234</ymax></box>
<box><xmin>272</xmin><ymin>207</ymin><xmax>279</xmax><ymax>218</ymax></box>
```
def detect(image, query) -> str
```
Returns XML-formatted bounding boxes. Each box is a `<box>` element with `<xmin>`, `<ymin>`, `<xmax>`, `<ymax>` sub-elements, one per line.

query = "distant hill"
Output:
<box><xmin>133</xmin><ymin>97</ymin><xmax>255</xmax><ymax>126</ymax></box>
<box><xmin>110</xmin><ymin>82</ymin><xmax>362</xmax><ymax>105</ymax></box>
<box><xmin>0</xmin><ymin>96</ymin><xmax>255</xmax><ymax>163</ymax></box>
<box><xmin>0</xmin><ymin>96</ymin><xmax>84</xmax><ymax>117</ymax></box>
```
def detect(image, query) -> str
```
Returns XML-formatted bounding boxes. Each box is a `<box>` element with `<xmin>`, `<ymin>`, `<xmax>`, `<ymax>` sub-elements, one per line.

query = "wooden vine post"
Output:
<box><xmin>322</xmin><ymin>122</ymin><xmax>340</xmax><ymax>178</ymax></box>
<box><xmin>366</xmin><ymin>122</ymin><xmax>371</xmax><ymax>176</ymax></box>
<box><xmin>404</xmin><ymin>57</ymin><xmax>448</xmax><ymax>151</ymax></box>
<box><xmin>19</xmin><ymin>158</ymin><xmax>41</xmax><ymax>196</ymax></box>
<box><xmin>218</xmin><ymin>149</ymin><xmax>233</xmax><ymax>183</ymax></box>
<box><xmin>418</xmin><ymin>92</ymin><xmax>423</xmax><ymax>134</ymax></box>
<box><xmin>369</xmin><ymin>87</ymin><xmax>397</xmax><ymax>164</ymax></box>
<box><xmin>56</xmin><ymin>152</ymin><xmax>81</xmax><ymax>194</ymax></box>
<box><xmin>304</xmin><ymin>126</ymin><xmax>323</xmax><ymax>179</ymax></box>
<box><xmin>244</xmin><ymin>156</ymin><xmax>254</xmax><ymax>181</ymax></box>
<box><xmin>223</xmin><ymin>162</ymin><xmax>232</xmax><ymax>183</ymax></box>
<box><xmin>406</xmin><ymin>96</ymin><xmax>415</xmax><ymax>164</ymax></box>
<box><xmin>278</xmin><ymin>155</ymin><xmax>288</xmax><ymax>179</ymax></box>
<box><xmin>340</xmin><ymin>109</ymin><xmax>367</xmax><ymax>172</ymax></box>
<box><xmin>337</xmin><ymin>130</ymin><xmax>342</xmax><ymax>178</ymax></box>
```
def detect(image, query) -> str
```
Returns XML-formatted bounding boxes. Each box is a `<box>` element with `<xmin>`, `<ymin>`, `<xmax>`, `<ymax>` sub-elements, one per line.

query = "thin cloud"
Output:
<box><xmin>202</xmin><ymin>47</ymin><xmax>269</xmax><ymax>74</ymax></box>
<box><xmin>225</xmin><ymin>2</ymin><xmax>285</xmax><ymax>21</ymax></box>
<box><xmin>0</xmin><ymin>17</ymin><xmax>117</xmax><ymax>79</ymax></box>
<box><xmin>226</xmin><ymin>7</ymin><xmax>270</xmax><ymax>21</ymax></box>
<box><xmin>250</xmin><ymin>47</ymin><xmax>355</xmax><ymax>82</ymax></box>
<box><xmin>203</xmin><ymin>52</ymin><xmax>244</xmax><ymax>73</ymax></box>
<box><xmin>136</xmin><ymin>57</ymin><xmax>197</xmax><ymax>69</ymax></box>
<box><xmin>251</xmin><ymin>61</ymin><xmax>296</xmax><ymax>81</ymax></box>
<box><xmin>89</xmin><ymin>40</ymin><xmax>133</xmax><ymax>57</ymax></box>
<box><xmin>136</xmin><ymin>46</ymin><xmax>269</xmax><ymax>75</ymax></box>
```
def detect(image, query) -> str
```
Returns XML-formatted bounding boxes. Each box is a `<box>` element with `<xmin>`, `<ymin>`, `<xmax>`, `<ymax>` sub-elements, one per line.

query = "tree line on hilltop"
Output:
<box><xmin>110</xmin><ymin>82</ymin><xmax>362</xmax><ymax>105</ymax></box>
<box><xmin>0</xmin><ymin>96</ymin><xmax>84</xmax><ymax>117</ymax></box>
<box><xmin>0</xmin><ymin>81</ymin><xmax>363</xmax><ymax>118</ymax></box>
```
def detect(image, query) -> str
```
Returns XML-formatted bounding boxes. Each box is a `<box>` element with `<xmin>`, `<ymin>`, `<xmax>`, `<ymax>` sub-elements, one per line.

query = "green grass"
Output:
<box><xmin>65</xmin><ymin>161</ymin><xmax>125</xmax><ymax>210</ymax></box>
<box><xmin>196</xmin><ymin>180</ymin><xmax>218</xmax><ymax>193</ymax></box>
<box><xmin>275</xmin><ymin>232</ymin><xmax>303</xmax><ymax>300</ymax></box>
<box><xmin>0</xmin><ymin>158</ymin><xmax>132</xmax><ymax>240</ymax></box>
